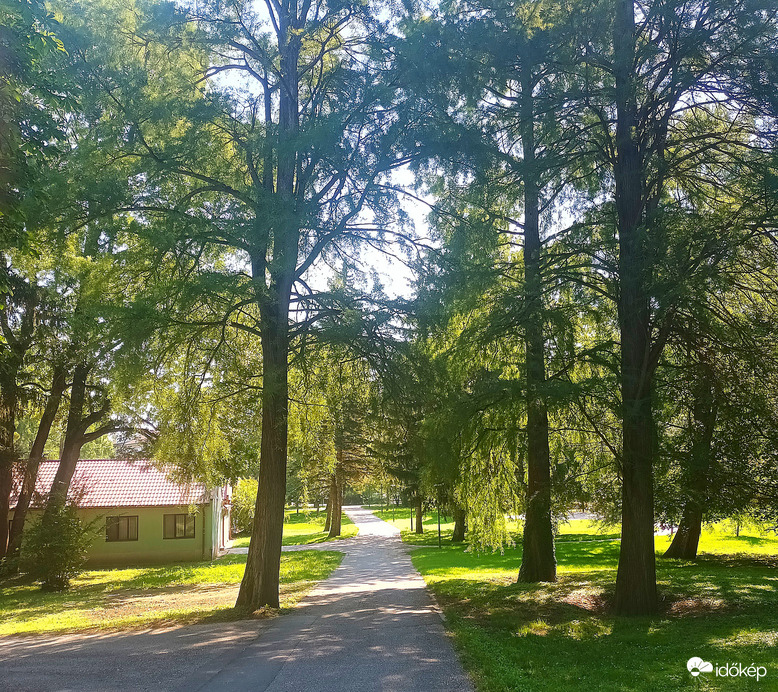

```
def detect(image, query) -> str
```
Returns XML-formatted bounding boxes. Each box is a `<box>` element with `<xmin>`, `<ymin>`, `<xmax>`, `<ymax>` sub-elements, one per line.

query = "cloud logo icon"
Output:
<box><xmin>687</xmin><ymin>657</ymin><xmax>713</xmax><ymax>677</ymax></box>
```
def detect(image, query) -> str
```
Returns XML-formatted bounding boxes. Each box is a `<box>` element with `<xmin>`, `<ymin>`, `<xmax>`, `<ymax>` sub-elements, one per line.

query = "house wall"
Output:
<box><xmin>9</xmin><ymin>504</ymin><xmax>215</xmax><ymax>567</ymax></box>
<box><xmin>208</xmin><ymin>485</ymin><xmax>232</xmax><ymax>559</ymax></box>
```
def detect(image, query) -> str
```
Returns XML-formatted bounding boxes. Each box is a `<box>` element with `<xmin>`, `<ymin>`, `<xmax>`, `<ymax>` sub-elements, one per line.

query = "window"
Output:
<box><xmin>106</xmin><ymin>516</ymin><xmax>138</xmax><ymax>542</ymax></box>
<box><xmin>163</xmin><ymin>513</ymin><xmax>195</xmax><ymax>539</ymax></box>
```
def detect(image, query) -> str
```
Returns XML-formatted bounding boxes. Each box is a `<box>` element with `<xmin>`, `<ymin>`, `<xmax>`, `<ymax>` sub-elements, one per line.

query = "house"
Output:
<box><xmin>9</xmin><ymin>459</ymin><xmax>232</xmax><ymax>566</ymax></box>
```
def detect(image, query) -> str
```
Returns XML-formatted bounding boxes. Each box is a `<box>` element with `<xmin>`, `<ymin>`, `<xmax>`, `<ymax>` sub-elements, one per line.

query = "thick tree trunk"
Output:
<box><xmin>0</xmin><ymin>349</ymin><xmax>25</xmax><ymax>558</ymax></box>
<box><xmin>0</xmin><ymin>379</ymin><xmax>16</xmax><ymax>558</ymax></box>
<box><xmin>517</xmin><ymin>56</ymin><xmax>556</xmax><ymax>584</ymax></box>
<box><xmin>328</xmin><ymin>471</ymin><xmax>342</xmax><ymax>538</ymax></box>
<box><xmin>415</xmin><ymin>495</ymin><xmax>424</xmax><ymax>534</ymax></box>
<box><xmin>452</xmin><ymin>506</ymin><xmax>467</xmax><ymax>543</ymax></box>
<box><xmin>0</xmin><ymin>276</ymin><xmax>34</xmax><ymax>559</ymax></box>
<box><xmin>236</xmin><ymin>297</ymin><xmax>289</xmax><ymax>610</ymax></box>
<box><xmin>7</xmin><ymin>365</ymin><xmax>65</xmax><ymax>560</ymax></box>
<box><xmin>664</xmin><ymin>369</ymin><xmax>716</xmax><ymax>560</ymax></box>
<box><xmin>612</xmin><ymin>0</ymin><xmax>658</xmax><ymax>616</ymax></box>
<box><xmin>663</xmin><ymin>505</ymin><xmax>703</xmax><ymax>560</ymax></box>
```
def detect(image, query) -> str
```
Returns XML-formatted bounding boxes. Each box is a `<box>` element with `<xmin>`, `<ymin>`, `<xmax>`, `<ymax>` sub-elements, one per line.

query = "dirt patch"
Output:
<box><xmin>664</xmin><ymin>596</ymin><xmax>731</xmax><ymax>617</ymax></box>
<box><xmin>560</xmin><ymin>589</ymin><xmax>609</xmax><ymax>615</ymax></box>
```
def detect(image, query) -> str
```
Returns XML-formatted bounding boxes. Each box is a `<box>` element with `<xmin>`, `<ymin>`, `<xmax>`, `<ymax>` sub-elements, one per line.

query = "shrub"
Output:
<box><xmin>21</xmin><ymin>503</ymin><xmax>100</xmax><ymax>591</ymax></box>
<box><xmin>232</xmin><ymin>478</ymin><xmax>258</xmax><ymax>534</ymax></box>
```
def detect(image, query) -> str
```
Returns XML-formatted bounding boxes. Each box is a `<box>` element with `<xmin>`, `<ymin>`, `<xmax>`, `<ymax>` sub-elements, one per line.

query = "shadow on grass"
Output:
<box><xmin>400</xmin><ymin>529</ymin><xmax>457</xmax><ymax>547</ymax></box>
<box><xmin>412</xmin><ymin>543</ymin><xmax>778</xmax><ymax>691</ymax></box>
<box><xmin>0</xmin><ymin>550</ymin><xmax>342</xmax><ymax>636</ymax></box>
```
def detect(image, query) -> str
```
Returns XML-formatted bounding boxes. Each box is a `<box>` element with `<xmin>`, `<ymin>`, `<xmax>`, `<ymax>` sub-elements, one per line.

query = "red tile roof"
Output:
<box><xmin>10</xmin><ymin>459</ymin><xmax>211</xmax><ymax>509</ymax></box>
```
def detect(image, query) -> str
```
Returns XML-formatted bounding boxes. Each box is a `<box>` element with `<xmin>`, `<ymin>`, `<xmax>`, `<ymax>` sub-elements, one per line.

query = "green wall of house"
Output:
<box><xmin>10</xmin><ymin>504</ymin><xmax>216</xmax><ymax>567</ymax></box>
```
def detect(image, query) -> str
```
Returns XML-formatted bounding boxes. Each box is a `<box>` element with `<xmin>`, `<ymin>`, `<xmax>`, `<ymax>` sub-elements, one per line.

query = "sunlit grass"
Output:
<box><xmin>406</xmin><ymin>520</ymin><xmax>778</xmax><ymax>691</ymax></box>
<box><xmin>0</xmin><ymin>550</ymin><xmax>342</xmax><ymax>636</ymax></box>
<box><xmin>231</xmin><ymin>509</ymin><xmax>358</xmax><ymax>548</ymax></box>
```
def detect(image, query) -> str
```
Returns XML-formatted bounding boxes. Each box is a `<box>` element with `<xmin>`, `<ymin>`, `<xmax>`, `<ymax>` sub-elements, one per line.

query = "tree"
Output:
<box><xmin>0</xmin><ymin>267</ymin><xmax>36</xmax><ymax>557</ymax></box>
<box><xmin>401</xmin><ymin>0</ymin><xmax>600</xmax><ymax>580</ymax></box>
<box><xmin>6</xmin><ymin>362</ymin><xmax>66</xmax><ymax>560</ymax></box>
<box><xmin>600</xmin><ymin>0</ymin><xmax>778</xmax><ymax>614</ymax></box>
<box><xmin>49</xmin><ymin>0</ymin><xmax>413</xmax><ymax>608</ymax></box>
<box><xmin>321</xmin><ymin>349</ymin><xmax>374</xmax><ymax>537</ymax></box>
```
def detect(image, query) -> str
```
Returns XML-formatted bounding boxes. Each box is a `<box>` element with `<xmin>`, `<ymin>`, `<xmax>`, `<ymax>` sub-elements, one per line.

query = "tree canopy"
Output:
<box><xmin>1</xmin><ymin>0</ymin><xmax>777</xmax><ymax>618</ymax></box>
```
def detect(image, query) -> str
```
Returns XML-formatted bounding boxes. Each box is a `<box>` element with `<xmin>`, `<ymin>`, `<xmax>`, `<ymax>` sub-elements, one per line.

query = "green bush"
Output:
<box><xmin>232</xmin><ymin>478</ymin><xmax>258</xmax><ymax>534</ymax></box>
<box><xmin>21</xmin><ymin>503</ymin><xmax>100</xmax><ymax>591</ymax></box>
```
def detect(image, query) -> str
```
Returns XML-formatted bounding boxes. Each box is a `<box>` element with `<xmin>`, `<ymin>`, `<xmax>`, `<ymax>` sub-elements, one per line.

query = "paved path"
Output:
<box><xmin>0</xmin><ymin>506</ymin><xmax>473</xmax><ymax>692</ymax></box>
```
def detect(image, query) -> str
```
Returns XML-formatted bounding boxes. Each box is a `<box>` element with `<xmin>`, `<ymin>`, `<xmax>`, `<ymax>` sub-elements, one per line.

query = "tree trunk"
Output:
<box><xmin>45</xmin><ymin>363</ymin><xmax>91</xmax><ymax>517</ymax></box>
<box><xmin>0</xmin><ymin>372</ymin><xmax>17</xmax><ymax>558</ymax></box>
<box><xmin>663</xmin><ymin>368</ymin><xmax>716</xmax><ymax>560</ymax></box>
<box><xmin>612</xmin><ymin>0</ymin><xmax>658</xmax><ymax>616</ymax></box>
<box><xmin>328</xmin><ymin>472</ymin><xmax>342</xmax><ymax>538</ymax></box>
<box><xmin>517</xmin><ymin>55</ymin><xmax>556</xmax><ymax>584</ymax></box>
<box><xmin>0</xmin><ymin>275</ymin><xmax>34</xmax><ymax>559</ymax></box>
<box><xmin>236</xmin><ymin>294</ymin><xmax>289</xmax><ymax>610</ymax></box>
<box><xmin>324</xmin><ymin>491</ymin><xmax>332</xmax><ymax>532</ymax></box>
<box><xmin>7</xmin><ymin>365</ymin><xmax>66</xmax><ymax>560</ymax></box>
<box><xmin>452</xmin><ymin>506</ymin><xmax>467</xmax><ymax>543</ymax></box>
<box><xmin>415</xmin><ymin>495</ymin><xmax>424</xmax><ymax>534</ymax></box>
<box><xmin>234</xmin><ymin>1</ymin><xmax>301</xmax><ymax>610</ymax></box>
<box><xmin>663</xmin><ymin>505</ymin><xmax>703</xmax><ymax>560</ymax></box>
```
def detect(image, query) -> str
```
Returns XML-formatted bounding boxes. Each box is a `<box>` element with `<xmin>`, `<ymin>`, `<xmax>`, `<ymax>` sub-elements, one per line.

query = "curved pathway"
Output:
<box><xmin>0</xmin><ymin>507</ymin><xmax>473</xmax><ymax>692</ymax></box>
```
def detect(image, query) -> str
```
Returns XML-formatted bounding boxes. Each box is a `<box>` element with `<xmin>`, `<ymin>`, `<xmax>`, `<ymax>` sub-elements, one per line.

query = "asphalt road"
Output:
<box><xmin>0</xmin><ymin>506</ymin><xmax>473</xmax><ymax>692</ymax></box>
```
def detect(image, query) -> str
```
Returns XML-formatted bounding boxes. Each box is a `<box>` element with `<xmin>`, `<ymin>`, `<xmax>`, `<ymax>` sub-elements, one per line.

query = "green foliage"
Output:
<box><xmin>0</xmin><ymin>0</ymin><xmax>68</xmax><ymax>245</ymax></box>
<box><xmin>20</xmin><ymin>504</ymin><xmax>101</xmax><ymax>591</ymax></box>
<box><xmin>231</xmin><ymin>478</ymin><xmax>258</xmax><ymax>534</ymax></box>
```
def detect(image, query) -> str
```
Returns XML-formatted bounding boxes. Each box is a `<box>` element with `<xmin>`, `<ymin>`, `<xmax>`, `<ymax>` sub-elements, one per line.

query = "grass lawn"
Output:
<box><xmin>231</xmin><ymin>509</ymin><xmax>359</xmax><ymax>548</ymax></box>
<box><xmin>0</xmin><ymin>550</ymin><xmax>342</xmax><ymax>637</ymax></box>
<box><xmin>367</xmin><ymin>505</ymin><xmax>461</xmax><ymax>540</ymax></box>
<box><xmin>404</xmin><ymin>518</ymin><xmax>778</xmax><ymax>691</ymax></box>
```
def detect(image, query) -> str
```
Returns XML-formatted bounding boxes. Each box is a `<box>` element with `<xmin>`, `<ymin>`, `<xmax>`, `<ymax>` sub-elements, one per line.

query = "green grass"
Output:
<box><xmin>408</xmin><ymin>521</ymin><xmax>778</xmax><ymax>691</ymax></box>
<box><xmin>231</xmin><ymin>509</ymin><xmax>358</xmax><ymax>548</ymax></box>
<box><xmin>368</xmin><ymin>506</ymin><xmax>539</xmax><ymax>546</ymax></box>
<box><xmin>0</xmin><ymin>550</ymin><xmax>342</xmax><ymax>636</ymax></box>
<box><xmin>367</xmin><ymin>506</ymin><xmax>459</xmax><ymax>542</ymax></box>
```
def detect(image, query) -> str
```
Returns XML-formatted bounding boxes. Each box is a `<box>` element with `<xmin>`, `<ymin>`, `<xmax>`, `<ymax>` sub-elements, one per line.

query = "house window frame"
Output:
<box><xmin>106</xmin><ymin>515</ymin><xmax>139</xmax><ymax>542</ymax></box>
<box><xmin>163</xmin><ymin>513</ymin><xmax>196</xmax><ymax>539</ymax></box>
